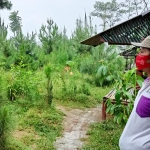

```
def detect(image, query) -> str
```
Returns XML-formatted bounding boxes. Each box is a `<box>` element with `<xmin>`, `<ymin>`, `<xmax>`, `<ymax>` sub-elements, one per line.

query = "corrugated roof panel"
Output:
<box><xmin>80</xmin><ymin>10</ymin><xmax>150</xmax><ymax>46</ymax></box>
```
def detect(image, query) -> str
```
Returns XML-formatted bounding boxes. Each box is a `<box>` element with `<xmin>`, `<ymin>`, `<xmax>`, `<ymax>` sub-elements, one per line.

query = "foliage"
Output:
<box><xmin>0</xmin><ymin>0</ymin><xmax>12</xmax><ymax>10</ymax></box>
<box><xmin>91</xmin><ymin>0</ymin><xmax>126</xmax><ymax>30</ymax></box>
<box><xmin>71</xmin><ymin>15</ymin><xmax>96</xmax><ymax>53</ymax></box>
<box><xmin>44</xmin><ymin>64</ymin><xmax>53</xmax><ymax>105</ymax></box>
<box><xmin>79</xmin><ymin>55</ymin><xmax>96</xmax><ymax>75</ymax></box>
<box><xmin>66</xmin><ymin>60</ymin><xmax>75</xmax><ymax>67</ymax></box>
<box><xmin>0</xmin><ymin>3</ymin><xmax>144</xmax><ymax>149</ymax></box>
<box><xmin>123</xmin><ymin>0</ymin><xmax>150</xmax><ymax>17</ymax></box>
<box><xmin>56</xmin><ymin>68</ymin><xmax>112</xmax><ymax>108</ymax></box>
<box><xmin>121</xmin><ymin>0</ymin><xmax>142</xmax><ymax>18</ymax></box>
<box><xmin>49</xmin><ymin>41</ymin><xmax>76</xmax><ymax>66</ymax></box>
<box><xmin>39</xmin><ymin>19</ymin><xmax>62</xmax><ymax>54</ymax></box>
<box><xmin>7</xmin><ymin>63</ymin><xmax>41</xmax><ymax>101</ymax></box>
<box><xmin>0</xmin><ymin>20</ymin><xmax>12</xmax><ymax>60</ymax></box>
<box><xmin>4</xmin><ymin>31</ymin><xmax>39</xmax><ymax>70</ymax></box>
<box><xmin>91</xmin><ymin>0</ymin><xmax>148</xmax><ymax>30</ymax></box>
<box><xmin>96</xmin><ymin>54</ymin><xmax>125</xmax><ymax>86</ymax></box>
<box><xmin>0</xmin><ymin>18</ymin><xmax>8</xmax><ymax>40</ymax></box>
<box><xmin>0</xmin><ymin>24</ymin><xmax>39</xmax><ymax>70</ymax></box>
<box><xmin>106</xmin><ymin>68</ymin><xmax>144</xmax><ymax>125</ymax></box>
<box><xmin>79</xmin><ymin>45</ymin><xmax>125</xmax><ymax>86</ymax></box>
<box><xmin>79</xmin><ymin>83</ymin><xmax>91</xmax><ymax>96</ymax></box>
<box><xmin>0</xmin><ymin>106</ymin><xmax>13</xmax><ymax>150</ymax></box>
<box><xmin>9</xmin><ymin>11</ymin><xmax>22</xmax><ymax>35</ymax></box>
<box><xmin>59</xmin><ymin>71</ymin><xmax>78</xmax><ymax>99</ymax></box>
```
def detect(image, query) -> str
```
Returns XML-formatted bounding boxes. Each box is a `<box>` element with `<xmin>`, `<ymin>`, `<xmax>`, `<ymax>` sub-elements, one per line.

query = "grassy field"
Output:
<box><xmin>3</xmin><ymin>102</ymin><xmax>64</xmax><ymax>150</ymax></box>
<box><xmin>82</xmin><ymin>119</ymin><xmax>123</xmax><ymax>150</ymax></box>
<box><xmin>0</xmin><ymin>68</ymin><xmax>120</xmax><ymax>150</ymax></box>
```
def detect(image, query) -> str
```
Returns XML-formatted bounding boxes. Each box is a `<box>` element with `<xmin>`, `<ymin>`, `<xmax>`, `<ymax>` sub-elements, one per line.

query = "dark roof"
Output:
<box><xmin>80</xmin><ymin>10</ymin><xmax>150</xmax><ymax>47</ymax></box>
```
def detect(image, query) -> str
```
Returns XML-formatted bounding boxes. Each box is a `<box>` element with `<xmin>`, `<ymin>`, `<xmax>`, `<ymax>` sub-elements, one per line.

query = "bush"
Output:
<box><xmin>106</xmin><ymin>68</ymin><xmax>144</xmax><ymax>125</ymax></box>
<box><xmin>7</xmin><ymin>64</ymin><xmax>41</xmax><ymax>102</ymax></box>
<box><xmin>0</xmin><ymin>106</ymin><xmax>12</xmax><ymax>150</ymax></box>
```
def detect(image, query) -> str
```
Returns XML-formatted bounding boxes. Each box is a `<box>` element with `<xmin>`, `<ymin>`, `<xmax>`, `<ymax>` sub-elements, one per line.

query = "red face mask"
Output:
<box><xmin>135</xmin><ymin>55</ymin><xmax>150</xmax><ymax>70</ymax></box>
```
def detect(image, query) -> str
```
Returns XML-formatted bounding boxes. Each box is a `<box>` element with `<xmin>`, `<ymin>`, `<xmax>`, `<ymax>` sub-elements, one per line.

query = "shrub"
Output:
<box><xmin>0</xmin><ymin>106</ymin><xmax>12</xmax><ymax>150</ymax></box>
<box><xmin>106</xmin><ymin>68</ymin><xmax>144</xmax><ymax>125</ymax></box>
<box><xmin>7</xmin><ymin>64</ymin><xmax>41</xmax><ymax>102</ymax></box>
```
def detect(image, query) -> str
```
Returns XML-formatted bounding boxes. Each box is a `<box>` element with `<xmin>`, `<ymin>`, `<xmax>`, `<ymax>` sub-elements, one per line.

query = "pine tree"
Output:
<box><xmin>9</xmin><ymin>11</ymin><xmax>22</xmax><ymax>36</ymax></box>
<box><xmin>0</xmin><ymin>0</ymin><xmax>12</xmax><ymax>10</ymax></box>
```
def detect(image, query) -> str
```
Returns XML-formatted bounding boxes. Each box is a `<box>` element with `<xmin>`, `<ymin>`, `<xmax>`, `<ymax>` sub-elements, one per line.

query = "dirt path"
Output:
<box><xmin>54</xmin><ymin>105</ymin><xmax>102</xmax><ymax>150</ymax></box>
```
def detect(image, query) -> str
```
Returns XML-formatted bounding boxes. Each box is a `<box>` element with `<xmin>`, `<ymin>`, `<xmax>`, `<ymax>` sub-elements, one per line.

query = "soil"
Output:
<box><xmin>13</xmin><ymin>129</ymin><xmax>40</xmax><ymax>140</ymax></box>
<box><xmin>54</xmin><ymin>105</ymin><xmax>102</xmax><ymax>150</ymax></box>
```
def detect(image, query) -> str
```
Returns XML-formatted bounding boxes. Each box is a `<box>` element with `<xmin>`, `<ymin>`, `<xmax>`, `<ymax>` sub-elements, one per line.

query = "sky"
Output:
<box><xmin>0</xmin><ymin>0</ymin><xmax>101</xmax><ymax>38</ymax></box>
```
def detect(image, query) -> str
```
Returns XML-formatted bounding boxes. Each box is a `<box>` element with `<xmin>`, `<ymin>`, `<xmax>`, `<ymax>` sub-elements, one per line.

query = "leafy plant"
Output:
<box><xmin>106</xmin><ymin>68</ymin><xmax>144</xmax><ymax>125</ymax></box>
<box><xmin>7</xmin><ymin>63</ymin><xmax>41</xmax><ymax>101</ymax></box>
<box><xmin>95</xmin><ymin>52</ymin><xmax>125</xmax><ymax>86</ymax></box>
<box><xmin>44</xmin><ymin>64</ymin><xmax>53</xmax><ymax>105</ymax></box>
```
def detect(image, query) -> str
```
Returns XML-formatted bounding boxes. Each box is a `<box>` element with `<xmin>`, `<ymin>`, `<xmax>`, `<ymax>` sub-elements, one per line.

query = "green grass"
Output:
<box><xmin>3</xmin><ymin>102</ymin><xmax>64</xmax><ymax>150</ymax></box>
<box><xmin>54</xmin><ymin>85</ymin><xmax>112</xmax><ymax>109</ymax></box>
<box><xmin>52</xmin><ymin>70</ymin><xmax>113</xmax><ymax>108</ymax></box>
<box><xmin>82</xmin><ymin>119</ymin><xmax>124</xmax><ymax>150</ymax></box>
<box><xmin>1</xmin><ymin>68</ymin><xmax>115</xmax><ymax>149</ymax></box>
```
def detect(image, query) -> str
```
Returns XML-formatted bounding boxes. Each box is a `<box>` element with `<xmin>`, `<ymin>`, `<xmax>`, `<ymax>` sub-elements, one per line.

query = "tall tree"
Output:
<box><xmin>119</xmin><ymin>0</ymin><xmax>149</xmax><ymax>19</ymax></box>
<box><xmin>91</xmin><ymin>0</ymin><xmax>125</xmax><ymax>30</ymax></box>
<box><xmin>62</xmin><ymin>26</ymin><xmax>68</xmax><ymax>39</ymax></box>
<box><xmin>9</xmin><ymin>11</ymin><xmax>22</xmax><ymax>36</ymax></box>
<box><xmin>39</xmin><ymin>19</ymin><xmax>62</xmax><ymax>54</ymax></box>
<box><xmin>132</xmin><ymin>0</ymin><xmax>142</xmax><ymax>15</ymax></box>
<box><xmin>121</xmin><ymin>0</ymin><xmax>142</xmax><ymax>18</ymax></box>
<box><xmin>141</xmin><ymin>0</ymin><xmax>150</xmax><ymax>12</ymax></box>
<box><xmin>71</xmin><ymin>15</ymin><xmax>96</xmax><ymax>53</ymax></box>
<box><xmin>91</xmin><ymin>0</ymin><xmax>149</xmax><ymax>31</ymax></box>
<box><xmin>0</xmin><ymin>0</ymin><xmax>12</xmax><ymax>10</ymax></box>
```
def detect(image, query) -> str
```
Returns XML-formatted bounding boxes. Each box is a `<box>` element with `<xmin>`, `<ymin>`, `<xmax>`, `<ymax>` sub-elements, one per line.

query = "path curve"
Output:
<box><xmin>55</xmin><ymin>105</ymin><xmax>102</xmax><ymax>150</ymax></box>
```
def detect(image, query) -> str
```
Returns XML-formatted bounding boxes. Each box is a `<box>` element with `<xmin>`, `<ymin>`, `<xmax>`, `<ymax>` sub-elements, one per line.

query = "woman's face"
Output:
<box><xmin>139</xmin><ymin>47</ymin><xmax>150</xmax><ymax>73</ymax></box>
<box><xmin>139</xmin><ymin>47</ymin><xmax>150</xmax><ymax>56</ymax></box>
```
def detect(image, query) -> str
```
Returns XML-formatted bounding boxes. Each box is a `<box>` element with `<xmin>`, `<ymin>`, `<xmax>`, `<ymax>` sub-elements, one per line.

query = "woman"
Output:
<box><xmin>119</xmin><ymin>35</ymin><xmax>150</xmax><ymax>150</ymax></box>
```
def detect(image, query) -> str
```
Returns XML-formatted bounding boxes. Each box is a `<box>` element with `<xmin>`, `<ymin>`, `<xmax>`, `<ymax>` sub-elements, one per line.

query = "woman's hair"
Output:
<box><xmin>142</xmin><ymin>47</ymin><xmax>150</xmax><ymax>51</ymax></box>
